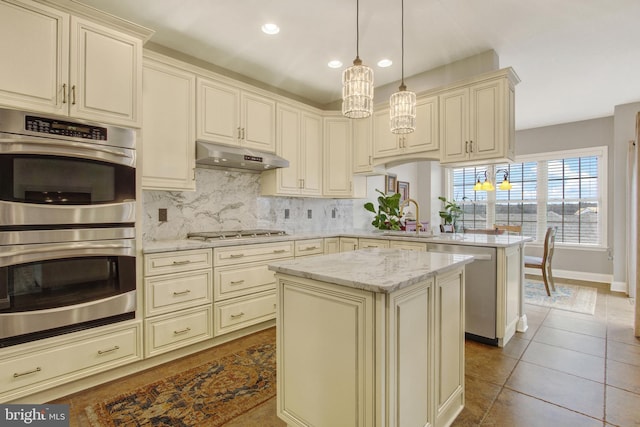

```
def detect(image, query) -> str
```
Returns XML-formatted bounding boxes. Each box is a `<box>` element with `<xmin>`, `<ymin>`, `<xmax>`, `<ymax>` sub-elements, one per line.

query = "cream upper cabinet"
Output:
<box><xmin>439</xmin><ymin>69</ymin><xmax>518</xmax><ymax>165</ymax></box>
<box><xmin>352</xmin><ymin>115</ymin><xmax>375</xmax><ymax>174</ymax></box>
<box><xmin>142</xmin><ymin>53</ymin><xmax>196</xmax><ymax>191</ymax></box>
<box><xmin>372</xmin><ymin>95</ymin><xmax>439</xmax><ymax>161</ymax></box>
<box><xmin>261</xmin><ymin>103</ymin><xmax>322</xmax><ymax>196</ymax></box>
<box><xmin>0</xmin><ymin>0</ymin><xmax>143</xmax><ymax>127</ymax></box>
<box><xmin>323</xmin><ymin>115</ymin><xmax>353</xmax><ymax>198</ymax></box>
<box><xmin>197</xmin><ymin>76</ymin><xmax>276</xmax><ymax>152</ymax></box>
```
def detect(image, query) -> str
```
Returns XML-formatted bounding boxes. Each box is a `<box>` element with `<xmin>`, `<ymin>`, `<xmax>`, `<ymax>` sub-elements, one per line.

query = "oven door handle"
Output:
<box><xmin>0</xmin><ymin>240</ymin><xmax>135</xmax><ymax>267</ymax></box>
<box><xmin>0</xmin><ymin>134</ymin><xmax>135</xmax><ymax>167</ymax></box>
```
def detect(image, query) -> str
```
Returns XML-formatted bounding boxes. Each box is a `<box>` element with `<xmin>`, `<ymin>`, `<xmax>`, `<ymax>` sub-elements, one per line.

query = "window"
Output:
<box><xmin>448</xmin><ymin>147</ymin><xmax>607</xmax><ymax>246</ymax></box>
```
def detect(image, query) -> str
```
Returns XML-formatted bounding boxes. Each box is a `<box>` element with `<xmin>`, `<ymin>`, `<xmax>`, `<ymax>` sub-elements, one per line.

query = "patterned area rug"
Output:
<box><xmin>85</xmin><ymin>342</ymin><xmax>276</xmax><ymax>426</ymax></box>
<box><xmin>524</xmin><ymin>281</ymin><xmax>597</xmax><ymax>314</ymax></box>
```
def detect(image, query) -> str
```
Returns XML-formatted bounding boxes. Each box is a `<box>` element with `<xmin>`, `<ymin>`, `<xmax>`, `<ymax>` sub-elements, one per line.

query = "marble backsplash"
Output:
<box><xmin>143</xmin><ymin>168</ymin><xmax>368</xmax><ymax>241</ymax></box>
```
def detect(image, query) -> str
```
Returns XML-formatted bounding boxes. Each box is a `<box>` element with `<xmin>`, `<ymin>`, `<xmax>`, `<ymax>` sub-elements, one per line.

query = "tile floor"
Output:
<box><xmin>52</xmin><ymin>282</ymin><xmax>639</xmax><ymax>426</ymax></box>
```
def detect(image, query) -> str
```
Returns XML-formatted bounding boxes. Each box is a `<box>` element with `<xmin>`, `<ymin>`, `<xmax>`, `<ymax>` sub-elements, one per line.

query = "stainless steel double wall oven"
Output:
<box><xmin>0</xmin><ymin>109</ymin><xmax>137</xmax><ymax>347</ymax></box>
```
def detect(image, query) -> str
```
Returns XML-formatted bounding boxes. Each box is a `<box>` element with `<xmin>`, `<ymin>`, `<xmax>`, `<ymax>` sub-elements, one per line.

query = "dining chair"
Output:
<box><xmin>524</xmin><ymin>227</ymin><xmax>556</xmax><ymax>296</ymax></box>
<box><xmin>494</xmin><ymin>224</ymin><xmax>522</xmax><ymax>235</ymax></box>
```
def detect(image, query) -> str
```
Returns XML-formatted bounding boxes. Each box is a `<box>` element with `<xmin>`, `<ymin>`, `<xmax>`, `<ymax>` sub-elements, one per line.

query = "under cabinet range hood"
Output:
<box><xmin>195</xmin><ymin>141</ymin><xmax>289</xmax><ymax>172</ymax></box>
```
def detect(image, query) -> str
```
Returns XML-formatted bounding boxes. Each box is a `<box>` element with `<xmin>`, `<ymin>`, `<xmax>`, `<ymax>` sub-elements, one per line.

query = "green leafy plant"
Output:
<box><xmin>438</xmin><ymin>196</ymin><xmax>464</xmax><ymax>227</ymax></box>
<box><xmin>364</xmin><ymin>189</ymin><xmax>403</xmax><ymax>230</ymax></box>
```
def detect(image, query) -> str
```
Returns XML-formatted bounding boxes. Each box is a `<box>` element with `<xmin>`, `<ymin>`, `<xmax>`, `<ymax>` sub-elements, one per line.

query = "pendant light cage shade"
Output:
<box><xmin>342</xmin><ymin>59</ymin><xmax>374</xmax><ymax>119</ymax></box>
<box><xmin>389</xmin><ymin>87</ymin><xmax>416</xmax><ymax>134</ymax></box>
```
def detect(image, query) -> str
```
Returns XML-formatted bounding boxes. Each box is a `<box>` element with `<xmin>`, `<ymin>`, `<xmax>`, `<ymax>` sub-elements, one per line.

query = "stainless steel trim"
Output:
<box><xmin>0</xmin><ymin>290</ymin><xmax>136</xmax><ymax>339</ymax></box>
<box><xmin>0</xmin><ymin>133</ymin><xmax>135</xmax><ymax>167</ymax></box>
<box><xmin>195</xmin><ymin>140</ymin><xmax>289</xmax><ymax>172</ymax></box>
<box><xmin>0</xmin><ymin>227</ymin><xmax>135</xmax><ymax>246</ymax></box>
<box><xmin>0</xmin><ymin>200</ymin><xmax>136</xmax><ymax>226</ymax></box>
<box><xmin>0</xmin><ymin>238</ymin><xmax>135</xmax><ymax>268</ymax></box>
<box><xmin>0</xmin><ymin>108</ymin><xmax>136</xmax><ymax>150</ymax></box>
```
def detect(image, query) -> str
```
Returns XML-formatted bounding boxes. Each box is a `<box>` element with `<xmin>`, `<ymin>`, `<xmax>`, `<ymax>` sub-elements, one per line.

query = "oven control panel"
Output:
<box><xmin>25</xmin><ymin>115</ymin><xmax>107</xmax><ymax>140</ymax></box>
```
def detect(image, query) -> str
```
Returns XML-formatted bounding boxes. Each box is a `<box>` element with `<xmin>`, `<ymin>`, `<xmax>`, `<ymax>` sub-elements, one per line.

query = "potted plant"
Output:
<box><xmin>438</xmin><ymin>196</ymin><xmax>464</xmax><ymax>231</ymax></box>
<box><xmin>364</xmin><ymin>189</ymin><xmax>403</xmax><ymax>230</ymax></box>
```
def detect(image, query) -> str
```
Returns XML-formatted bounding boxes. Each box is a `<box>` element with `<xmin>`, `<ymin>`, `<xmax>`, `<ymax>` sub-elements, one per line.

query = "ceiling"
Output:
<box><xmin>78</xmin><ymin>0</ymin><xmax>640</xmax><ymax>130</ymax></box>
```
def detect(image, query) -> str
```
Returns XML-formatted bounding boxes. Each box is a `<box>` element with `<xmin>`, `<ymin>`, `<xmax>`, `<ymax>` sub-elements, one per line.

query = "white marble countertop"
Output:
<box><xmin>142</xmin><ymin>230</ymin><xmax>533</xmax><ymax>253</ymax></box>
<box><xmin>268</xmin><ymin>248</ymin><xmax>475</xmax><ymax>293</ymax></box>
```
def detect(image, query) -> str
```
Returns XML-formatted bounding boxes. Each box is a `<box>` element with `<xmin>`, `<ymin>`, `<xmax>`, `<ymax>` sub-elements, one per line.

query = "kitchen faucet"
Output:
<box><xmin>399</xmin><ymin>198</ymin><xmax>423</xmax><ymax>234</ymax></box>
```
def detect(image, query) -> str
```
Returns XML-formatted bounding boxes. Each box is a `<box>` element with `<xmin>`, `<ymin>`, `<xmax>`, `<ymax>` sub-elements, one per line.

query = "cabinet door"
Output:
<box><xmin>70</xmin><ymin>16</ymin><xmax>141</xmax><ymax>126</ymax></box>
<box><xmin>339</xmin><ymin>237</ymin><xmax>359</xmax><ymax>252</ymax></box>
<box><xmin>241</xmin><ymin>90</ymin><xmax>275</xmax><ymax>152</ymax></box>
<box><xmin>434</xmin><ymin>269</ymin><xmax>465</xmax><ymax>426</ymax></box>
<box><xmin>469</xmin><ymin>78</ymin><xmax>505</xmax><ymax>161</ymax></box>
<box><xmin>197</xmin><ymin>77</ymin><xmax>240</xmax><ymax>146</ymax></box>
<box><xmin>324</xmin><ymin>237</ymin><xmax>340</xmax><ymax>254</ymax></box>
<box><xmin>439</xmin><ymin>87</ymin><xmax>469</xmax><ymax>164</ymax></box>
<box><xmin>142</xmin><ymin>57</ymin><xmax>196</xmax><ymax>191</ymax></box>
<box><xmin>0</xmin><ymin>0</ymin><xmax>68</xmax><ymax>115</ymax></box>
<box><xmin>352</xmin><ymin>115</ymin><xmax>374</xmax><ymax>174</ymax></box>
<box><xmin>406</xmin><ymin>95</ymin><xmax>439</xmax><ymax>153</ymax></box>
<box><xmin>373</xmin><ymin>108</ymin><xmax>400</xmax><ymax>158</ymax></box>
<box><xmin>274</xmin><ymin>104</ymin><xmax>301</xmax><ymax>194</ymax></box>
<box><xmin>323</xmin><ymin>117</ymin><xmax>352</xmax><ymax>197</ymax></box>
<box><xmin>301</xmin><ymin>112</ymin><xmax>323</xmax><ymax>195</ymax></box>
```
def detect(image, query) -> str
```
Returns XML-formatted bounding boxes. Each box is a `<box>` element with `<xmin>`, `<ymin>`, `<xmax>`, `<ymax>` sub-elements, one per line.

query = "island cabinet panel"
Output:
<box><xmin>275</xmin><ymin>264</ymin><xmax>466</xmax><ymax>427</ymax></box>
<box><xmin>277</xmin><ymin>277</ymin><xmax>375</xmax><ymax>427</ymax></box>
<box><xmin>434</xmin><ymin>269</ymin><xmax>465</xmax><ymax>426</ymax></box>
<box><xmin>497</xmin><ymin>245</ymin><xmax>522</xmax><ymax>344</ymax></box>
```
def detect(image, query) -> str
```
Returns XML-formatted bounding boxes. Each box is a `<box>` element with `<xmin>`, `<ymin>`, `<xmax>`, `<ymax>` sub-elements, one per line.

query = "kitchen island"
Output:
<box><xmin>269</xmin><ymin>248</ymin><xmax>474</xmax><ymax>427</ymax></box>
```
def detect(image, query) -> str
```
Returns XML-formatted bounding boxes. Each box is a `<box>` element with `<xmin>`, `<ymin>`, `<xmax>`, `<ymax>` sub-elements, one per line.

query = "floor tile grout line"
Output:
<box><xmin>477</xmin><ymin>307</ymin><xmax>550</xmax><ymax>426</ymax></box>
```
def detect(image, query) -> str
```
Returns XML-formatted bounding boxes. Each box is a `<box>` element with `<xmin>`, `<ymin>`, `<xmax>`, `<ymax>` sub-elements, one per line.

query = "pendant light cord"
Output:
<box><xmin>401</xmin><ymin>0</ymin><xmax>405</xmax><ymax>87</ymax></box>
<box><xmin>356</xmin><ymin>0</ymin><xmax>360</xmax><ymax>59</ymax></box>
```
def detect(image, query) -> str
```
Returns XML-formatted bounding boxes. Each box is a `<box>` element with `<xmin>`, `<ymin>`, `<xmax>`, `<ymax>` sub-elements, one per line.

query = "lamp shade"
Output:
<box><xmin>481</xmin><ymin>180</ymin><xmax>495</xmax><ymax>191</ymax></box>
<box><xmin>389</xmin><ymin>86</ymin><xmax>416</xmax><ymax>134</ymax></box>
<box><xmin>499</xmin><ymin>179</ymin><xmax>513</xmax><ymax>190</ymax></box>
<box><xmin>342</xmin><ymin>57</ymin><xmax>374</xmax><ymax>118</ymax></box>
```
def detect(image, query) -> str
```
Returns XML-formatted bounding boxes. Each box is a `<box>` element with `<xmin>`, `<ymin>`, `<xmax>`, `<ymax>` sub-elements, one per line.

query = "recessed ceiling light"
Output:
<box><xmin>328</xmin><ymin>60</ymin><xmax>343</xmax><ymax>69</ymax></box>
<box><xmin>377</xmin><ymin>59</ymin><xmax>393</xmax><ymax>68</ymax></box>
<box><xmin>261</xmin><ymin>23</ymin><xmax>280</xmax><ymax>35</ymax></box>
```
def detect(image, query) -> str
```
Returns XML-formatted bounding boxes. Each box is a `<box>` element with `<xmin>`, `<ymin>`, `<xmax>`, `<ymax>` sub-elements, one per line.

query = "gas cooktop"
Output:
<box><xmin>186</xmin><ymin>229</ymin><xmax>287</xmax><ymax>241</ymax></box>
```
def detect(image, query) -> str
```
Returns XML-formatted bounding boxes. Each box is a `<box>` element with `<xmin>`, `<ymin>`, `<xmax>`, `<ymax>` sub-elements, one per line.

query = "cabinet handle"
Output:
<box><xmin>273</xmin><ymin>249</ymin><xmax>286</xmax><ymax>253</ymax></box>
<box><xmin>230</xmin><ymin>312</ymin><xmax>245</xmax><ymax>319</ymax></box>
<box><xmin>172</xmin><ymin>260</ymin><xmax>191</xmax><ymax>265</ymax></box>
<box><xmin>302</xmin><ymin>246</ymin><xmax>318</xmax><ymax>251</ymax></box>
<box><xmin>230</xmin><ymin>280</ymin><xmax>245</xmax><ymax>285</ymax></box>
<box><xmin>13</xmin><ymin>367</ymin><xmax>41</xmax><ymax>378</ymax></box>
<box><xmin>237</xmin><ymin>127</ymin><xmax>242</xmax><ymax>139</ymax></box>
<box><xmin>173</xmin><ymin>327</ymin><xmax>191</xmax><ymax>335</ymax></box>
<box><xmin>368</xmin><ymin>155</ymin><xmax>372</xmax><ymax>166</ymax></box>
<box><xmin>465</xmin><ymin>141</ymin><xmax>469</xmax><ymax>153</ymax></box>
<box><xmin>469</xmin><ymin>140</ymin><xmax>473</xmax><ymax>153</ymax></box>
<box><xmin>71</xmin><ymin>85</ymin><xmax>76</xmax><ymax>105</ymax></box>
<box><xmin>173</xmin><ymin>289</ymin><xmax>191</xmax><ymax>296</ymax></box>
<box><xmin>229</xmin><ymin>254</ymin><xmax>244</xmax><ymax>258</ymax></box>
<box><xmin>242</xmin><ymin>128</ymin><xmax>246</xmax><ymax>140</ymax></box>
<box><xmin>62</xmin><ymin>83</ymin><xmax>67</xmax><ymax>104</ymax></box>
<box><xmin>97</xmin><ymin>345</ymin><xmax>120</xmax><ymax>355</ymax></box>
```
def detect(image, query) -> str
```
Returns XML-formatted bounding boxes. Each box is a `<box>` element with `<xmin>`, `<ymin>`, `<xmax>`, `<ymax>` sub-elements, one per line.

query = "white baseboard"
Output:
<box><xmin>525</xmin><ymin>267</ymin><xmax>618</xmax><ymax>290</ymax></box>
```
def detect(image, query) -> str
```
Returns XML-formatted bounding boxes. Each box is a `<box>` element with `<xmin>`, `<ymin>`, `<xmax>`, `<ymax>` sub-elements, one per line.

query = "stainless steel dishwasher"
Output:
<box><xmin>427</xmin><ymin>243</ymin><xmax>498</xmax><ymax>345</ymax></box>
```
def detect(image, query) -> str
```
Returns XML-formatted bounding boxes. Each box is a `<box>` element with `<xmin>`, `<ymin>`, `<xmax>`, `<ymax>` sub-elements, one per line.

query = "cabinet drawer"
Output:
<box><xmin>214</xmin><ymin>242</ymin><xmax>294</xmax><ymax>266</ymax></box>
<box><xmin>144</xmin><ymin>306</ymin><xmax>213</xmax><ymax>357</ymax></box>
<box><xmin>389</xmin><ymin>241</ymin><xmax>427</xmax><ymax>251</ymax></box>
<box><xmin>295</xmin><ymin>239</ymin><xmax>325</xmax><ymax>257</ymax></box>
<box><xmin>214</xmin><ymin>262</ymin><xmax>281</xmax><ymax>301</ymax></box>
<box><xmin>145</xmin><ymin>249</ymin><xmax>212</xmax><ymax>276</ymax></box>
<box><xmin>0</xmin><ymin>323</ymin><xmax>140</xmax><ymax>400</ymax></box>
<box><xmin>214</xmin><ymin>291</ymin><xmax>276</xmax><ymax>336</ymax></box>
<box><xmin>358</xmin><ymin>238</ymin><xmax>390</xmax><ymax>249</ymax></box>
<box><xmin>145</xmin><ymin>269</ymin><xmax>212</xmax><ymax>317</ymax></box>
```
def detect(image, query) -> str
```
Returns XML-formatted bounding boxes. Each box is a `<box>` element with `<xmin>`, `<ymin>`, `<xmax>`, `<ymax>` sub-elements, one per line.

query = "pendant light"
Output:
<box><xmin>342</xmin><ymin>0</ymin><xmax>374</xmax><ymax>119</ymax></box>
<box><xmin>389</xmin><ymin>0</ymin><xmax>416</xmax><ymax>134</ymax></box>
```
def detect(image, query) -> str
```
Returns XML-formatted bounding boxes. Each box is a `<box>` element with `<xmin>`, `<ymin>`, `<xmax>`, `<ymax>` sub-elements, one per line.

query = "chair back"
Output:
<box><xmin>542</xmin><ymin>227</ymin><xmax>556</xmax><ymax>266</ymax></box>
<box><xmin>494</xmin><ymin>224</ymin><xmax>522</xmax><ymax>235</ymax></box>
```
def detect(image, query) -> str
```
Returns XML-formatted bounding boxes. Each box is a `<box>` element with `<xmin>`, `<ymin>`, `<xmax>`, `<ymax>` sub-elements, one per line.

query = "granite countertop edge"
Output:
<box><xmin>143</xmin><ymin>230</ymin><xmax>533</xmax><ymax>254</ymax></box>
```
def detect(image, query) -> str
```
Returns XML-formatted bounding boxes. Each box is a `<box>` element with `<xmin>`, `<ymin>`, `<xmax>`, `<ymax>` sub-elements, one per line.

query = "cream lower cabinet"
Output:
<box><xmin>0</xmin><ymin>321</ymin><xmax>141</xmax><ymax>402</ymax></box>
<box><xmin>213</xmin><ymin>241</ymin><xmax>293</xmax><ymax>336</ymax></box>
<box><xmin>358</xmin><ymin>238</ymin><xmax>390</xmax><ymax>249</ymax></box>
<box><xmin>276</xmin><ymin>266</ymin><xmax>465</xmax><ymax>427</ymax></box>
<box><xmin>389</xmin><ymin>240</ymin><xmax>428</xmax><ymax>251</ymax></box>
<box><xmin>142</xmin><ymin>52</ymin><xmax>196</xmax><ymax>191</ymax></box>
<box><xmin>324</xmin><ymin>237</ymin><xmax>340</xmax><ymax>254</ymax></box>
<box><xmin>339</xmin><ymin>237</ymin><xmax>359</xmax><ymax>252</ymax></box>
<box><xmin>0</xmin><ymin>0</ymin><xmax>145</xmax><ymax>127</ymax></box>
<box><xmin>294</xmin><ymin>238</ymin><xmax>324</xmax><ymax>257</ymax></box>
<box><xmin>143</xmin><ymin>249</ymin><xmax>213</xmax><ymax>357</ymax></box>
<box><xmin>497</xmin><ymin>245</ymin><xmax>522</xmax><ymax>344</ymax></box>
